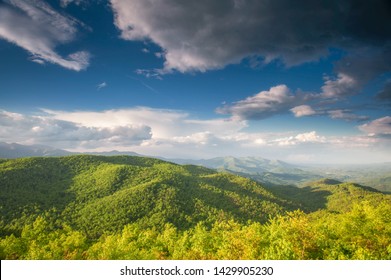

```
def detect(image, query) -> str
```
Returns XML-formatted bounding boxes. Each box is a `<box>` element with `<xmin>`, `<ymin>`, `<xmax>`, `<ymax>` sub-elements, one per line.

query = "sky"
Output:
<box><xmin>0</xmin><ymin>0</ymin><xmax>391</xmax><ymax>164</ymax></box>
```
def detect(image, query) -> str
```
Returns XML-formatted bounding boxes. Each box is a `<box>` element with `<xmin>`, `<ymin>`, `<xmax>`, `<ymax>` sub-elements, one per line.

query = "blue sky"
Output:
<box><xmin>0</xmin><ymin>0</ymin><xmax>390</xmax><ymax>164</ymax></box>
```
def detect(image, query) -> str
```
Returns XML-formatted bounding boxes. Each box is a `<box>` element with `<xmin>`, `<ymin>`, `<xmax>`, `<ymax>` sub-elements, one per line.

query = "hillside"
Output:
<box><xmin>301</xmin><ymin>164</ymin><xmax>391</xmax><ymax>193</ymax></box>
<box><xmin>263</xmin><ymin>178</ymin><xmax>389</xmax><ymax>212</ymax></box>
<box><xmin>0</xmin><ymin>155</ymin><xmax>390</xmax><ymax>260</ymax></box>
<box><xmin>2</xmin><ymin>142</ymin><xmax>389</xmax><ymax>192</ymax></box>
<box><xmin>0</xmin><ymin>155</ymin><xmax>295</xmax><ymax>237</ymax></box>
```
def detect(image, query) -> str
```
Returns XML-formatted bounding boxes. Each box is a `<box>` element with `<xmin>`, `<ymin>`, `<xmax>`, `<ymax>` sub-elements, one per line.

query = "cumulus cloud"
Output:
<box><xmin>0</xmin><ymin>108</ymin><xmax>325</xmax><ymax>151</ymax></box>
<box><xmin>110</xmin><ymin>0</ymin><xmax>391</xmax><ymax>74</ymax></box>
<box><xmin>290</xmin><ymin>105</ymin><xmax>316</xmax><ymax>117</ymax></box>
<box><xmin>1</xmin><ymin>108</ymin><xmax>390</xmax><ymax>163</ymax></box>
<box><xmin>0</xmin><ymin>110</ymin><xmax>151</xmax><ymax>148</ymax></box>
<box><xmin>217</xmin><ymin>82</ymin><xmax>377</xmax><ymax>123</ymax></box>
<box><xmin>0</xmin><ymin>0</ymin><xmax>90</xmax><ymax>71</ymax></box>
<box><xmin>321</xmin><ymin>73</ymin><xmax>359</xmax><ymax>98</ymax></box>
<box><xmin>43</xmin><ymin>107</ymin><xmax>248</xmax><ymax>141</ymax></box>
<box><xmin>272</xmin><ymin>131</ymin><xmax>326</xmax><ymax>146</ymax></box>
<box><xmin>217</xmin><ymin>85</ymin><xmax>307</xmax><ymax>120</ymax></box>
<box><xmin>359</xmin><ymin>116</ymin><xmax>391</xmax><ymax>136</ymax></box>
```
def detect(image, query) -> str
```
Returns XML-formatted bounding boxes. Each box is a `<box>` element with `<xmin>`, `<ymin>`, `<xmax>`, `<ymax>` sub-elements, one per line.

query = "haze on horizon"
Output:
<box><xmin>1</xmin><ymin>0</ymin><xmax>391</xmax><ymax>164</ymax></box>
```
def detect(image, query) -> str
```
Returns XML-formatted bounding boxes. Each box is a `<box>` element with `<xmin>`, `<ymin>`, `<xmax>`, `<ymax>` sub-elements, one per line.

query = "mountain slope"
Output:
<box><xmin>263</xmin><ymin>178</ymin><xmax>390</xmax><ymax>212</ymax></box>
<box><xmin>1</xmin><ymin>155</ymin><xmax>390</xmax><ymax>260</ymax></box>
<box><xmin>0</xmin><ymin>155</ymin><xmax>297</xmax><ymax>238</ymax></box>
<box><xmin>2</xmin><ymin>143</ymin><xmax>389</xmax><ymax>192</ymax></box>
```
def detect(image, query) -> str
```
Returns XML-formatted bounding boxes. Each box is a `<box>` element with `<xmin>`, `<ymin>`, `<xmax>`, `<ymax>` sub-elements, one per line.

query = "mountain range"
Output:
<box><xmin>0</xmin><ymin>142</ymin><xmax>390</xmax><ymax>192</ymax></box>
<box><xmin>0</xmin><ymin>154</ymin><xmax>390</xmax><ymax>260</ymax></box>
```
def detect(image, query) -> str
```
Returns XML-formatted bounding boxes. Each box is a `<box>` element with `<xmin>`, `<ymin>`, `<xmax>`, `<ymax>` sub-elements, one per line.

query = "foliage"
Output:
<box><xmin>0</xmin><ymin>155</ymin><xmax>390</xmax><ymax>260</ymax></box>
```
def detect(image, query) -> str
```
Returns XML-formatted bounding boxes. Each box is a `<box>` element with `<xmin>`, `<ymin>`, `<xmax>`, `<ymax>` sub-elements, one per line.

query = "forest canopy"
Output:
<box><xmin>0</xmin><ymin>155</ymin><xmax>390</xmax><ymax>260</ymax></box>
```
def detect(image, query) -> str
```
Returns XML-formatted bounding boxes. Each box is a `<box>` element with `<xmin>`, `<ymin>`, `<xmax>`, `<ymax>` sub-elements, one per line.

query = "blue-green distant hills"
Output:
<box><xmin>171</xmin><ymin>156</ymin><xmax>323</xmax><ymax>187</ymax></box>
<box><xmin>170</xmin><ymin>156</ymin><xmax>391</xmax><ymax>193</ymax></box>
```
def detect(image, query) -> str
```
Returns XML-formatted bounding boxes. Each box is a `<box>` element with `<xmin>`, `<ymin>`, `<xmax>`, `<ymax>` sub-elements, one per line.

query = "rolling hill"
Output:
<box><xmin>0</xmin><ymin>155</ymin><xmax>390</xmax><ymax>260</ymax></box>
<box><xmin>0</xmin><ymin>155</ymin><xmax>296</xmax><ymax>237</ymax></box>
<box><xmin>2</xmin><ymin>142</ymin><xmax>390</xmax><ymax>192</ymax></box>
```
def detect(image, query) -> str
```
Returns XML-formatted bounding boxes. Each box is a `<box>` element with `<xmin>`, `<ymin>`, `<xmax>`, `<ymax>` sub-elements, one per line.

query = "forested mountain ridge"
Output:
<box><xmin>2</xmin><ymin>142</ymin><xmax>390</xmax><ymax>192</ymax></box>
<box><xmin>0</xmin><ymin>155</ymin><xmax>390</xmax><ymax>260</ymax></box>
<box><xmin>0</xmin><ymin>155</ymin><xmax>296</xmax><ymax>236</ymax></box>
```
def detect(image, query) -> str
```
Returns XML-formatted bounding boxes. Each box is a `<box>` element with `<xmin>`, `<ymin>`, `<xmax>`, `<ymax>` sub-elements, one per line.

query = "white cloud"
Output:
<box><xmin>217</xmin><ymin>85</ymin><xmax>306</xmax><ymax>120</ymax></box>
<box><xmin>173</xmin><ymin>131</ymin><xmax>215</xmax><ymax>145</ymax></box>
<box><xmin>0</xmin><ymin>0</ymin><xmax>90</xmax><ymax>71</ymax></box>
<box><xmin>321</xmin><ymin>73</ymin><xmax>358</xmax><ymax>99</ymax></box>
<box><xmin>358</xmin><ymin>116</ymin><xmax>391</xmax><ymax>136</ymax></box>
<box><xmin>290</xmin><ymin>105</ymin><xmax>316</xmax><ymax>117</ymax></box>
<box><xmin>1</xmin><ymin>108</ymin><xmax>390</xmax><ymax>163</ymax></box>
<box><xmin>43</xmin><ymin>107</ymin><xmax>248</xmax><ymax>140</ymax></box>
<box><xmin>43</xmin><ymin>107</ymin><xmax>191</xmax><ymax>139</ymax></box>
<box><xmin>272</xmin><ymin>131</ymin><xmax>326</xmax><ymax>146</ymax></box>
<box><xmin>97</xmin><ymin>82</ymin><xmax>107</xmax><ymax>90</ymax></box>
<box><xmin>0</xmin><ymin>110</ymin><xmax>151</xmax><ymax>148</ymax></box>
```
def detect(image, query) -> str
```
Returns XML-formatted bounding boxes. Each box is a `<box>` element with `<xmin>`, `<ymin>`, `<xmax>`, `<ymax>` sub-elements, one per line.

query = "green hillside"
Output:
<box><xmin>263</xmin><ymin>178</ymin><xmax>389</xmax><ymax>212</ymax></box>
<box><xmin>0</xmin><ymin>156</ymin><xmax>390</xmax><ymax>260</ymax></box>
<box><xmin>0</xmin><ymin>155</ymin><xmax>295</xmax><ymax>236</ymax></box>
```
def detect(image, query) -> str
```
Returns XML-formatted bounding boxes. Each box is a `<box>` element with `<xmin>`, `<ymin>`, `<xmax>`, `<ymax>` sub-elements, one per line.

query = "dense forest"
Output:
<box><xmin>0</xmin><ymin>155</ymin><xmax>390</xmax><ymax>259</ymax></box>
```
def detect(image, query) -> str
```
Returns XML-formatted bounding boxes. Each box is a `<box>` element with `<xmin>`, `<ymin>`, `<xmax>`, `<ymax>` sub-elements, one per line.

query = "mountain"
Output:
<box><xmin>2</xmin><ymin>142</ymin><xmax>390</xmax><ymax>192</ymax></box>
<box><xmin>0</xmin><ymin>142</ymin><xmax>72</xmax><ymax>158</ymax></box>
<box><xmin>170</xmin><ymin>156</ymin><xmax>322</xmax><ymax>186</ymax></box>
<box><xmin>0</xmin><ymin>155</ymin><xmax>297</xmax><ymax>238</ymax></box>
<box><xmin>0</xmin><ymin>155</ymin><xmax>390</xmax><ymax>260</ymax></box>
<box><xmin>263</xmin><ymin>178</ymin><xmax>389</xmax><ymax>212</ymax></box>
<box><xmin>172</xmin><ymin>156</ymin><xmax>296</xmax><ymax>173</ymax></box>
<box><xmin>84</xmin><ymin>150</ymin><xmax>142</xmax><ymax>157</ymax></box>
<box><xmin>0</xmin><ymin>142</ymin><xmax>144</xmax><ymax>159</ymax></box>
<box><xmin>300</xmin><ymin>163</ymin><xmax>391</xmax><ymax>193</ymax></box>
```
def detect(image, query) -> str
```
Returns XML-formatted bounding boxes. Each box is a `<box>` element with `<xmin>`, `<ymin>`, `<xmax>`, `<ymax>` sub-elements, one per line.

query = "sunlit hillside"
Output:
<box><xmin>0</xmin><ymin>156</ymin><xmax>390</xmax><ymax>260</ymax></box>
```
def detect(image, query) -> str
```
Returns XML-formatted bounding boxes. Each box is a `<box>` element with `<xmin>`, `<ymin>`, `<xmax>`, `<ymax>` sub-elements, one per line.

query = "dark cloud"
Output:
<box><xmin>327</xmin><ymin>109</ymin><xmax>369</xmax><ymax>122</ymax></box>
<box><xmin>111</xmin><ymin>0</ymin><xmax>391</xmax><ymax>73</ymax></box>
<box><xmin>322</xmin><ymin>47</ymin><xmax>391</xmax><ymax>98</ymax></box>
<box><xmin>376</xmin><ymin>80</ymin><xmax>391</xmax><ymax>105</ymax></box>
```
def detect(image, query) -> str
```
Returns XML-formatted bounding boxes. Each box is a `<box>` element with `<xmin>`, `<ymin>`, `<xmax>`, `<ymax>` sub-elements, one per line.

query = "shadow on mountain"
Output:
<box><xmin>0</xmin><ymin>157</ymin><xmax>77</xmax><ymax>236</ymax></box>
<box><xmin>262</xmin><ymin>183</ymin><xmax>332</xmax><ymax>212</ymax></box>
